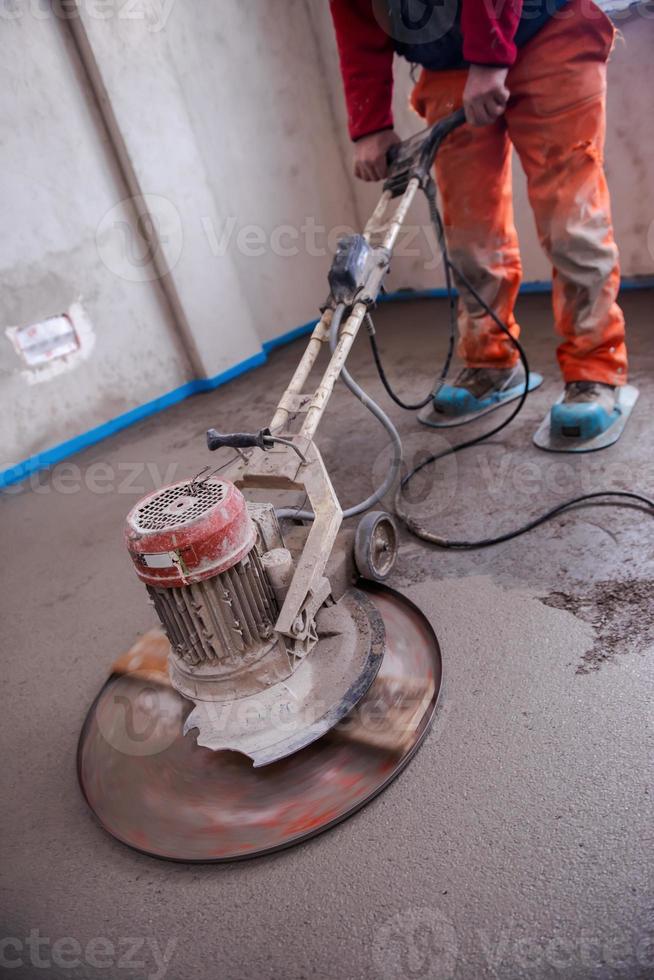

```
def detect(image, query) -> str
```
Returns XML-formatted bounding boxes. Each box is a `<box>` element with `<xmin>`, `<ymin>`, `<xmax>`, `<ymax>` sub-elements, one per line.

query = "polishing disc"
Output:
<box><xmin>77</xmin><ymin>584</ymin><xmax>442</xmax><ymax>862</ymax></box>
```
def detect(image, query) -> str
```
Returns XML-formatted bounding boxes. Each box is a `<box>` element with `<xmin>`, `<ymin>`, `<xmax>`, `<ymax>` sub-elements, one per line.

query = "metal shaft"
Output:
<box><xmin>270</xmin><ymin>311</ymin><xmax>333</xmax><ymax>432</ymax></box>
<box><xmin>271</xmin><ymin>178</ymin><xmax>419</xmax><ymax>443</ymax></box>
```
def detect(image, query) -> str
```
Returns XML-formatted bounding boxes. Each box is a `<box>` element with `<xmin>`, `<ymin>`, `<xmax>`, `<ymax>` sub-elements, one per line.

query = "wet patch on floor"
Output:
<box><xmin>540</xmin><ymin>579</ymin><xmax>654</xmax><ymax>673</ymax></box>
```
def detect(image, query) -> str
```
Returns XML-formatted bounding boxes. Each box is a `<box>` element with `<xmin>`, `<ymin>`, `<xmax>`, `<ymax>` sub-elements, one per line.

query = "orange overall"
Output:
<box><xmin>411</xmin><ymin>0</ymin><xmax>627</xmax><ymax>385</ymax></box>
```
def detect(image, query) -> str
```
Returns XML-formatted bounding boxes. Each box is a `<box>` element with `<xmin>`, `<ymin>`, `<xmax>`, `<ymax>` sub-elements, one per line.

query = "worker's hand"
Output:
<box><xmin>353</xmin><ymin>129</ymin><xmax>401</xmax><ymax>181</ymax></box>
<box><xmin>463</xmin><ymin>66</ymin><xmax>510</xmax><ymax>127</ymax></box>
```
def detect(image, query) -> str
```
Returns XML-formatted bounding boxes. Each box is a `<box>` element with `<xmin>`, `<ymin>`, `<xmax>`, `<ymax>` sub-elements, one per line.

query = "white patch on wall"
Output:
<box><xmin>5</xmin><ymin>301</ymin><xmax>96</xmax><ymax>385</ymax></box>
<box><xmin>8</xmin><ymin>314</ymin><xmax>78</xmax><ymax>367</ymax></box>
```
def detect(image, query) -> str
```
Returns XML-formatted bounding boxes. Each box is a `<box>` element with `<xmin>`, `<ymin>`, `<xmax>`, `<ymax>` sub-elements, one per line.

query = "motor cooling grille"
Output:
<box><xmin>132</xmin><ymin>481</ymin><xmax>227</xmax><ymax>532</ymax></box>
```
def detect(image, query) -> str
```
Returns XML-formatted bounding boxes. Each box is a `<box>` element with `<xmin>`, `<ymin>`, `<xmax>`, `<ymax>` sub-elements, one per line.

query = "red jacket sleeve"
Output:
<box><xmin>462</xmin><ymin>0</ymin><xmax>523</xmax><ymax>67</ymax></box>
<box><xmin>329</xmin><ymin>0</ymin><xmax>395</xmax><ymax>141</ymax></box>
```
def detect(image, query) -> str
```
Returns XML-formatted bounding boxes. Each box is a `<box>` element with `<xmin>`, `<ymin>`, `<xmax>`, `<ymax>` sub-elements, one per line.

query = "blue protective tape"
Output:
<box><xmin>0</xmin><ymin>351</ymin><xmax>266</xmax><ymax>489</ymax></box>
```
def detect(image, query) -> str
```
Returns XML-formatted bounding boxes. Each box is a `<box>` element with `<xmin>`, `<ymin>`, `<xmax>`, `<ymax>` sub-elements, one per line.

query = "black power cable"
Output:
<box><xmin>369</xmin><ymin>178</ymin><xmax>654</xmax><ymax>549</ymax></box>
<box><xmin>366</xmin><ymin>180</ymin><xmax>457</xmax><ymax>411</ymax></box>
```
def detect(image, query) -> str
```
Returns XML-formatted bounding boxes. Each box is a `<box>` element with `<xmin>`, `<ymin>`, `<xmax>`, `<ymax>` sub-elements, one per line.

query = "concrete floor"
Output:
<box><xmin>2</xmin><ymin>291</ymin><xmax>653</xmax><ymax>980</ymax></box>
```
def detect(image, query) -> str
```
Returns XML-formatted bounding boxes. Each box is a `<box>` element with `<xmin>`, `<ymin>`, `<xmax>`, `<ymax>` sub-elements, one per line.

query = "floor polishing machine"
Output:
<box><xmin>77</xmin><ymin>107</ymin><xmax>649</xmax><ymax>861</ymax></box>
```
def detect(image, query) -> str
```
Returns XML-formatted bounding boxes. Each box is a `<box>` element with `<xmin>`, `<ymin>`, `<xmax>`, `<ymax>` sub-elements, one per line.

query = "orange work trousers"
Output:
<box><xmin>411</xmin><ymin>0</ymin><xmax>627</xmax><ymax>385</ymax></box>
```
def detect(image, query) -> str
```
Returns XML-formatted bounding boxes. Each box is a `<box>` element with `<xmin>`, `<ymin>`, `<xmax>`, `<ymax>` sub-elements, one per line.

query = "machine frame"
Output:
<box><xmin>208</xmin><ymin>110</ymin><xmax>466</xmax><ymax>651</ymax></box>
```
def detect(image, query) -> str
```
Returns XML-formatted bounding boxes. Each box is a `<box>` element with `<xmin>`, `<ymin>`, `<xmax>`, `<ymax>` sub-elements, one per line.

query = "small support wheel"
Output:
<box><xmin>354</xmin><ymin>511</ymin><xmax>399</xmax><ymax>582</ymax></box>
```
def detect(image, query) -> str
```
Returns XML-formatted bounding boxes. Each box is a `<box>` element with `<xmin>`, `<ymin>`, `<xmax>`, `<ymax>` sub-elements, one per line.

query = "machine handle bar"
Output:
<box><xmin>206</xmin><ymin>427</ymin><xmax>273</xmax><ymax>451</ymax></box>
<box><xmin>384</xmin><ymin>108</ymin><xmax>466</xmax><ymax>194</ymax></box>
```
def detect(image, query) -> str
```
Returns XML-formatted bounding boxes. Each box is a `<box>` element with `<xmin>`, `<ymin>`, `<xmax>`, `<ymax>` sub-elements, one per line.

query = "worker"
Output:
<box><xmin>329</xmin><ymin>0</ymin><xmax>628</xmax><ymax>445</ymax></box>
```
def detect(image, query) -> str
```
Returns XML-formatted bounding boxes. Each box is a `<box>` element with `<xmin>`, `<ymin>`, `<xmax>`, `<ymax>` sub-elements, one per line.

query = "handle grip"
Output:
<box><xmin>386</xmin><ymin>108</ymin><xmax>466</xmax><ymax>166</ymax></box>
<box><xmin>206</xmin><ymin>427</ymin><xmax>273</xmax><ymax>452</ymax></box>
<box><xmin>385</xmin><ymin>108</ymin><xmax>466</xmax><ymax>190</ymax></box>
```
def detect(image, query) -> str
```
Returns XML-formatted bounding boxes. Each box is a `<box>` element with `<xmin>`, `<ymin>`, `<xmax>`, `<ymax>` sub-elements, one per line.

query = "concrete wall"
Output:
<box><xmin>0</xmin><ymin>13</ymin><xmax>190</xmax><ymax>472</ymax></box>
<box><xmin>2</xmin><ymin>3</ymin><xmax>653</xmax><ymax>477</ymax></box>
<box><xmin>1</xmin><ymin>1</ymin><xmax>356</xmax><ymax>477</ymax></box>
<box><xmin>73</xmin><ymin>0</ymin><xmax>359</xmax><ymax>361</ymax></box>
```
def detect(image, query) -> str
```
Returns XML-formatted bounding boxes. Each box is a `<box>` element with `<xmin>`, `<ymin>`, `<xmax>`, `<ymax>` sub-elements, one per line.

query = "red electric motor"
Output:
<box><xmin>125</xmin><ymin>478</ymin><xmax>290</xmax><ymax>701</ymax></box>
<box><xmin>126</xmin><ymin>477</ymin><xmax>256</xmax><ymax>589</ymax></box>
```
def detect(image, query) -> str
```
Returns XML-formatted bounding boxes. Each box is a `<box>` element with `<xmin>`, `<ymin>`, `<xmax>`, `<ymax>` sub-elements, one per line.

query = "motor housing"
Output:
<box><xmin>125</xmin><ymin>479</ymin><xmax>294</xmax><ymax>701</ymax></box>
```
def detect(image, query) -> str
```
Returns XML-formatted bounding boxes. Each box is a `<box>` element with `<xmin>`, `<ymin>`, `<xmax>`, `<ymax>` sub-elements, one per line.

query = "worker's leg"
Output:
<box><xmin>411</xmin><ymin>71</ymin><xmax>521</xmax><ymax>369</ymax></box>
<box><xmin>505</xmin><ymin>0</ymin><xmax>627</xmax><ymax>386</ymax></box>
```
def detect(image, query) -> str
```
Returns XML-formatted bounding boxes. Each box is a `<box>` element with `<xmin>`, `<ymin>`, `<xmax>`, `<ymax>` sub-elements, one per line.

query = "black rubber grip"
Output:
<box><xmin>385</xmin><ymin>108</ymin><xmax>466</xmax><ymax>175</ymax></box>
<box><xmin>440</xmin><ymin>107</ymin><xmax>466</xmax><ymax>135</ymax></box>
<box><xmin>206</xmin><ymin>427</ymin><xmax>272</xmax><ymax>451</ymax></box>
<box><xmin>386</xmin><ymin>142</ymin><xmax>400</xmax><ymax>168</ymax></box>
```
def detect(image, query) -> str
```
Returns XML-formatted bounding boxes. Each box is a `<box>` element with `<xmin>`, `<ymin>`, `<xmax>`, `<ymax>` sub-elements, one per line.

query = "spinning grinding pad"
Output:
<box><xmin>77</xmin><ymin>584</ymin><xmax>442</xmax><ymax>862</ymax></box>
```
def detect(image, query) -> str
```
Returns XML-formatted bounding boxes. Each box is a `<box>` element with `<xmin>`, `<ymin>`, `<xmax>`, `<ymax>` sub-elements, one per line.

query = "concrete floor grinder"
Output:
<box><xmin>77</xmin><ymin>111</ymin><xmax>467</xmax><ymax>862</ymax></box>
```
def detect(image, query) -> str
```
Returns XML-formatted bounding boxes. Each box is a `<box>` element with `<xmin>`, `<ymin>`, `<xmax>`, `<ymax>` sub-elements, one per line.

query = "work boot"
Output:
<box><xmin>431</xmin><ymin>364</ymin><xmax>527</xmax><ymax>418</ymax></box>
<box><xmin>550</xmin><ymin>381</ymin><xmax>620</xmax><ymax>440</ymax></box>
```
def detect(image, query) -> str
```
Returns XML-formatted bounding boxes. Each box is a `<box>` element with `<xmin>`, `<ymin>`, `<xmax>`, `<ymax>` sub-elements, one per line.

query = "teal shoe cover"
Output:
<box><xmin>432</xmin><ymin>376</ymin><xmax>535</xmax><ymax>418</ymax></box>
<box><xmin>550</xmin><ymin>401</ymin><xmax>620</xmax><ymax>440</ymax></box>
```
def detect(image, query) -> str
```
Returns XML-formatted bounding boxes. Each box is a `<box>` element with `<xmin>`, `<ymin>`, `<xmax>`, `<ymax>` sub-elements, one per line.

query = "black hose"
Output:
<box><xmin>369</xmin><ymin>178</ymin><xmax>654</xmax><ymax>548</ymax></box>
<box><xmin>366</xmin><ymin>180</ymin><xmax>456</xmax><ymax>411</ymax></box>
